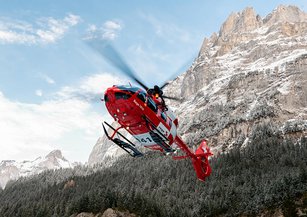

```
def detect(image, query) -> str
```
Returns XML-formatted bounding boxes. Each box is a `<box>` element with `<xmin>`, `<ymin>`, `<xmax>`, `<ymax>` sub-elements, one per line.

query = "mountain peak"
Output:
<box><xmin>219</xmin><ymin>6</ymin><xmax>261</xmax><ymax>37</ymax></box>
<box><xmin>219</xmin><ymin>5</ymin><xmax>307</xmax><ymax>38</ymax></box>
<box><xmin>46</xmin><ymin>150</ymin><xmax>64</xmax><ymax>160</ymax></box>
<box><xmin>264</xmin><ymin>5</ymin><xmax>307</xmax><ymax>25</ymax></box>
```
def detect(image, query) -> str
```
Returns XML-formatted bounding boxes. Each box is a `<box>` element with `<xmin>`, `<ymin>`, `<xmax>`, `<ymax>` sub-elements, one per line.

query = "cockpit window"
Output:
<box><xmin>137</xmin><ymin>92</ymin><xmax>146</xmax><ymax>102</ymax></box>
<box><xmin>137</xmin><ymin>91</ymin><xmax>157</xmax><ymax>113</ymax></box>
<box><xmin>116</xmin><ymin>85</ymin><xmax>140</xmax><ymax>94</ymax></box>
<box><xmin>161</xmin><ymin>112</ymin><xmax>167</xmax><ymax>121</ymax></box>
<box><xmin>115</xmin><ymin>92</ymin><xmax>131</xmax><ymax>100</ymax></box>
<box><xmin>147</xmin><ymin>97</ymin><xmax>157</xmax><ymax>113</ymax></box>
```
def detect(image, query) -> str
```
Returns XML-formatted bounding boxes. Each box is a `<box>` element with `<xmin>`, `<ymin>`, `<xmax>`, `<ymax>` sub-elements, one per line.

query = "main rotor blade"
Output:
<box><xmin>163</xmin><ymin>95</ymin><xmax>181</xmax><ymax>101</ymax></box>
<box><xmin>87</xmin><ymin>40</ymin><xmax>149</xmax><ymax>91</ymax></box>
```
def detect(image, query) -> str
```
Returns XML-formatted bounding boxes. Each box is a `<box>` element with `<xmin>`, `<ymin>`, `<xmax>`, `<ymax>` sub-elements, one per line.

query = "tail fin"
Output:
<box><xmin>192</xmin><ymin>140</ymin><xmax>213</xmax><ymax>182</ymax></box>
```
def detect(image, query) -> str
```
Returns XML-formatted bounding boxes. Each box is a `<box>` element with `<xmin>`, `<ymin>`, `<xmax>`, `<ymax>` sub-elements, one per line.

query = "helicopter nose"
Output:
<box><xmin>104</xmin><ymin>88</ymin><xmax>115</xmax><ymax>103</ymax></box>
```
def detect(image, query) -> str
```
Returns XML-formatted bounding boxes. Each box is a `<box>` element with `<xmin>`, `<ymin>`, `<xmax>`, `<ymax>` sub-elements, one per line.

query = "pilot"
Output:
<box><xmin>153</xmin><ymin>85</ymin><xmax>163</xmax><ymax>98</ymax></box>
<box><xmin>148</xmin><ymin>85</ymin><xmax>167</xmax><ymax>110</ymax></box>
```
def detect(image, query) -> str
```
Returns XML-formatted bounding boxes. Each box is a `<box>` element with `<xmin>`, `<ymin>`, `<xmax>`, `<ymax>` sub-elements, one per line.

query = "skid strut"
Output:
<box><xmin>102</xmin><ymin>121</ymin><xmax>143</xmax><ymax>157</ymax></box>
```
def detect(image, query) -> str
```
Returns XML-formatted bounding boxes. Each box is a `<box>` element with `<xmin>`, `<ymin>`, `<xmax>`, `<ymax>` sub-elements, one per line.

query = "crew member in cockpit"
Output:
<box><xmin>148</xmin><ymin>85</ymin><xmax>167</xmax><ymax>111</ymax></box>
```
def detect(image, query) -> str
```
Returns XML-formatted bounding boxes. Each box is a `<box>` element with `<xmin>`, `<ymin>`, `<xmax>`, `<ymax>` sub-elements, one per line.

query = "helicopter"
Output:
<box><xmin>90</xmin><ymin>41</ymin><xmax>213</xmax><ymax>182</ymax></box>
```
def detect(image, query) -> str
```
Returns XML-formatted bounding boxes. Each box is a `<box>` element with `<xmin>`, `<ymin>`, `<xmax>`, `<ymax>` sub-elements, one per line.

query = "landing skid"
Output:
<box><xmin>102</xmin><ymin>121</ymin><xmax>143</xmax><ymax>157</ymax></box>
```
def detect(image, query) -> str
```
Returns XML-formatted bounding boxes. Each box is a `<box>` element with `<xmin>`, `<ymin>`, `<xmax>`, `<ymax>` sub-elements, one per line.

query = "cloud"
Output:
<box><xmin>103</xmin><ymin>20</ymin><xmax>121</xmax><ymax>31</ymax></box>
<box><xmin>39</xmin><ymin>73</ymin><xmax>55</xmax><ymax>84</ymax></box>
<box><xmin>35</xmin><ymin>89</ymin><xmax>43</xmax><ymax>96</ymax></box>
<box><xmin>36</xmin><ymin>14</ymin><xmax>81</xmax><ymax>43</ymax></box>
<box><xmin>56</xmin><ymin>73</ymin><xmax>126</xmax><ymax>102</ymax></box>
<box><xmin>0</xmin><ymin>73</ymin><xmax>124</xmax><ymax>161</ymax></box>
<box><xmin>0</xmin><ymin>94</ymin><xmax>101</xmax><ymax>161</ymax></box>
<box><xmin>0</xmin><ymin>14</ymin><xmax>81</xmax><ymax>44</ymax></box>
<box><xmin>85</xmin><ymin>20</ymin><xmax>122</xmax><ymax>41</ymax></box>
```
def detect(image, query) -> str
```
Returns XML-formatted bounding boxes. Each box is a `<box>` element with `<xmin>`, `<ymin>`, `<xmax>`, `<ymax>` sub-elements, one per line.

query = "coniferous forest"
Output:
<box><xmin>0</xmin><ymin>125</ymin><xmax>307</xmax><ymax>217</ymax></box>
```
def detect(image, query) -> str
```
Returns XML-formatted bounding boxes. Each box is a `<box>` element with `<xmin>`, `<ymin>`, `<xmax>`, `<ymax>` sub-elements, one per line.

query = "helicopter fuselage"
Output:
<box><xmin>104</xmin><ymin>85</ymin><xmax>178</xmax><ymax>151</ymax></box>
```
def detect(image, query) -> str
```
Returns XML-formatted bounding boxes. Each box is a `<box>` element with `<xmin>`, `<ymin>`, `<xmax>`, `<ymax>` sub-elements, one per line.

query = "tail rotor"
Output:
<box><xmin>192</xmin><ymin>140</ymin><xmax>213</xmax><ymax>181</ymax></box>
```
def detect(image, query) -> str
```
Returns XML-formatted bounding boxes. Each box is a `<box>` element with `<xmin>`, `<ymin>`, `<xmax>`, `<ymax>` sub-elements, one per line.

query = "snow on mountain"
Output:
<box><xmin>0</xmin><ymin>150</ymin><xmax>71</xmax><ymax>189</ymax></box>
<box><xmin>164</xmin><ymin>5</ymin><xmax>307</xmax><ymax>152</ymax></box>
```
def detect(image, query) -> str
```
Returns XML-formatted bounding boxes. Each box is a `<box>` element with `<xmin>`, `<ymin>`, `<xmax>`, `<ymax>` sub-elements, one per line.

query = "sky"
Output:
<box><xmin>1</xmin><ymin>0</ymin><xmax>306</xmax><ymax>163</ymax></box>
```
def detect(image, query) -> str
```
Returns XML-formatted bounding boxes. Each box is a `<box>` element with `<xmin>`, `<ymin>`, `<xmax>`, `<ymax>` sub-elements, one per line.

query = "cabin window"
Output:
<box><xmin>137</xmin><ymin>91</ymin><xmax>157</xmax><ymax>113</ymax></box>
<box><xmin>115</xmin><ymin>92</ymin><xmax>131</xmax><ymax>100</ymax></box>
<box><xmin>161</xmin><ymin>112</ymin><xmax>167</xmax><ymax>122</ymax></box>
<box><xmin>147</xmin><ymin>98</ymin><xmax>157</xmax><ymax>113</ymax></box>
<box><xmin>137</xmin><ymin>92</ymin><xmax>146</xmax><ymax>102</ymax></box>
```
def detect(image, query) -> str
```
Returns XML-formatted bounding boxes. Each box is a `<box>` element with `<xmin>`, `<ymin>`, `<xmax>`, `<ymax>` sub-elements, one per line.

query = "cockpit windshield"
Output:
<box><xmin>116</xmin><ymin>85</ymin><xmax>140</xmax><ymax>94</ymax></box>
<box><xmin>115</xmin><ymin>92</ymin><xmax>131</xmax><ymax>100</ymax></box>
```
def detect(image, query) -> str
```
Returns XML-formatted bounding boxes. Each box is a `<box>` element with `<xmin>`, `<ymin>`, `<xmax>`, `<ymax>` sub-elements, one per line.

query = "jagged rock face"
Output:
<box><xmin>0</xmin><ymin>161</ymin><xmax>19</xmax><ymax>190</ymax></box>
<box><xmin>164</xmin><ymin>5</ymin><xmax>307</xmax><ymax>152</ymax></box>
<box><xmin>219</xmin><ymin>7</ymin><xmax>262</xmax><ymax>38</ymax></box>
<box><xmin>0</xmin><ymin>150</ymin><xmax>71</xmax><ymax>189</ymax></box>
<box><xmin>264</xmin><ymin>5</ymin><xmax>307</xmax><ymax>26</ymax></box>
<box><xmin>42</xmin><ymin>149</ymin><xmax>68</xmax><ymax>168</ymax></box>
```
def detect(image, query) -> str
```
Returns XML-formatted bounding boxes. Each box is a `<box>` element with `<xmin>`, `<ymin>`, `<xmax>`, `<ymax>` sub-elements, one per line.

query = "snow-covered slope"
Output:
<box><xmin>164</xmin><ymin>5</ymin><xmax>307</xmax><ymax>151</ymax></box>
<box><xmin>0</xmin><ymin>150</ymin><xmax>71</xmax><ymax>189</ymax></box>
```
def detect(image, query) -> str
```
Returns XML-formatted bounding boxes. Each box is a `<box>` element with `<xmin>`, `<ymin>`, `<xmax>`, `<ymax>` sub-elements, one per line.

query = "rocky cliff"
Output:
<box><xmin>164</xmin><ymin>5</ymin><xmax>307</xmax><ymax>152</ymax></box>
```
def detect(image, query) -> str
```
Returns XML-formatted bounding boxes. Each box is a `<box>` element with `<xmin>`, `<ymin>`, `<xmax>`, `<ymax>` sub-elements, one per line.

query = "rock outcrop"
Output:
<box><xmin>164</xmin><ymin>5</ymin><xmax>307</xmax><ymax>152</ymax></box>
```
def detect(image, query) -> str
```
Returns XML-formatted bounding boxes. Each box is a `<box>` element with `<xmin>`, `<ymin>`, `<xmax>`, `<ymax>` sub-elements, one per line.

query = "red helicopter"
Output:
<box><xmin>91</xmin><ymin>41</ymin><xmax>213</xmax><ymax>181</ymax></box>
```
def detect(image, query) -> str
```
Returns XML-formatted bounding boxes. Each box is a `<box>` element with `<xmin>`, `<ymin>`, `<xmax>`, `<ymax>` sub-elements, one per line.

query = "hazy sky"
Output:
<box><xmin>1</xmin><ymin>0</ymin><xmax>306</xmax><ymax>162</ymax></box>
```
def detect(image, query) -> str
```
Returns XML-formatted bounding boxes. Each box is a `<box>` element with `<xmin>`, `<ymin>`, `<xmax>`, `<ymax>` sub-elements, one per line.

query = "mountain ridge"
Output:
<box><xmin>0</xmin><ymin>149</ymin><xmax>71</xmax><ymax>189</ymax></box>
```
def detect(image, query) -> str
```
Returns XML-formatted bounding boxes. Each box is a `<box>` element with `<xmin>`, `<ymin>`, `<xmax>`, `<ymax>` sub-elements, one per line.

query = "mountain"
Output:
<box><xmin>164</xmin><ymin>5</ymin><xmax>307</xmax><ymax>151</ymax></box>
<box><xmin>0</xmin><ymin>150</ymin><xmax>71</xmax><ymax>189</ymax></box>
